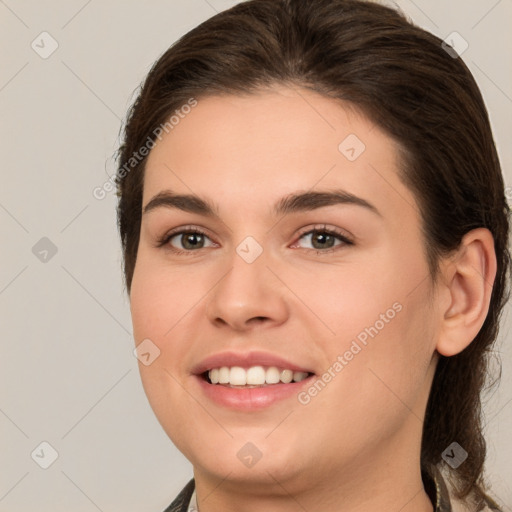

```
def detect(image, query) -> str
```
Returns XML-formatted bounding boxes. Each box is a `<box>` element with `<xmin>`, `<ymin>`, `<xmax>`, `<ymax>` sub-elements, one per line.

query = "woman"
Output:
<box><xmin>115</xmin><ymin>0</ymin><xmax>509</xmax><ymax>510</ymax></box>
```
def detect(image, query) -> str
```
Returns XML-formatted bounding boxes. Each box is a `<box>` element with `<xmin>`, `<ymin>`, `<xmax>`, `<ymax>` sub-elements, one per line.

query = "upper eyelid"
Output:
<box><xmin>162</xmin><ymin>224</ymin><xmax>353</xmax><ymax>248</ymax></box>
<box><xmin>163</xmin><ymin>225</ymin><xmax>350</xmax><ymax>238</ymax></box>
<box><xmin>161</xmin><ymin>226</ymin><xmax>215</xmax><ymax>247</ymax></box>
<box><xmin>295</xmin><ymin>224</ymin><xmax>353</xmax><ymax>239</ymax></box>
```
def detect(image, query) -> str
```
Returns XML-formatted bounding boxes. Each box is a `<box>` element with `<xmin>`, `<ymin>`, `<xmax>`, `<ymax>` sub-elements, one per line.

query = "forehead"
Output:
<box><xmin>143</xmin><ymin>86</ymin><xmax>418</xmax><ymax>223</ymax></box>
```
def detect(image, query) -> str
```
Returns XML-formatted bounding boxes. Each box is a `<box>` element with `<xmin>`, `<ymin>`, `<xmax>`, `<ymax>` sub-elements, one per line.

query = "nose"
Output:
<box><xmin>205</xmin><ymin>248</ymin><xmax>289</xmax><ymax>332</ymax></box>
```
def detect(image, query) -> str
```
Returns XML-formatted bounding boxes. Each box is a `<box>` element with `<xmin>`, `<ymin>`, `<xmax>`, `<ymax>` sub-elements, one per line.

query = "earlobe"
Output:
<box><xmin>436</xmin><ymin>228</ymin><xmax>497</xmax><ymax>357</ymax></box>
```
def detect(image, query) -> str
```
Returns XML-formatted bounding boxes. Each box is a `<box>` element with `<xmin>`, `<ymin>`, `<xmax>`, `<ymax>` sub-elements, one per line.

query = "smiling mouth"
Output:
<box><xmin>202</xmin><ymin>365</ymin><xmax>314</xmax><ymax>388</ymax></box>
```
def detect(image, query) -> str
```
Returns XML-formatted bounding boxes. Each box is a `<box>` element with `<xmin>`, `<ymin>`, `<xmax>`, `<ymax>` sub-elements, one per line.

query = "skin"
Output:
<box><xmin>129</xmin><ymin>85</ymin><xmax>496</xmax><ymax>512</ymax></box>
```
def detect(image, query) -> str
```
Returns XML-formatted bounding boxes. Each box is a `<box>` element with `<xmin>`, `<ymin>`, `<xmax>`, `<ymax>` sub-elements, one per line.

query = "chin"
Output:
<box><xmin>186</xmin><ymin>436</ymin><xmax>308</xmax><ymax>487</ymax></box>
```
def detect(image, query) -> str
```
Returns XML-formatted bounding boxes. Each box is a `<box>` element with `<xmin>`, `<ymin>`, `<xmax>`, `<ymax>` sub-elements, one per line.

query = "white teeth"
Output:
<box><xmin>207</xmin><ymin>366</ymin><xmax>311</xmax><ymax>386</ymax></box>
<box><xmin>210</xmin><ymin>368</ymin><xmax>219</xmax><ymax>384</ymax></box>
<box><xmin>218</xmin><ymin>366</ymin><xmax>230</xmax><ymax>384</ymax></box>
<box><xmin>265</xmin><ymin>366</ymin><xmax>280</xmax><ymax>384</ymax></box>
<box><xmin>280</xmin><ymin>369</ymin><xmax>293</xmax><ymax>384</ymax></box>
<box><xmin>246</xmin><ymin>366</ymin><xmax>266</xmax><ymax>385</ymax></box>
<box><xmin>229</xmin><ymin>366</ymin><xmax>247</xmax><ymax>386</ymax></box>
<box><xmin>293</xmin><ymin>371</ymin><xmax>309</xmax><ymax>382</ymax></box>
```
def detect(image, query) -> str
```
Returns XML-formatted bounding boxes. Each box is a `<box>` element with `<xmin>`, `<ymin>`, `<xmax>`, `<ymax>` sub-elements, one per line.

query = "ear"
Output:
<box><xmin>436</xmin><ymin>228</ymin><xmax>497</xmax><ymax>357</ymax></box>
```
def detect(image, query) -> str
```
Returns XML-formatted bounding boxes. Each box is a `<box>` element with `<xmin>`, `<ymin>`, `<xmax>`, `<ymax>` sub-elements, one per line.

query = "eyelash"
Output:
<box><xmin>156</xmin><ymin>224</ymin><xmax>354</xmax><ymax>256</ymax></box>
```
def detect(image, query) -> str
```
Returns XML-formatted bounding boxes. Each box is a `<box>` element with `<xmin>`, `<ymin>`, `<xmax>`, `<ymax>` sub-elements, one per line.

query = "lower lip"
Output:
<box><xmin>195</xmin><ymin>375</ymin><xmax>314</xmax><ymax>410</ymax></box>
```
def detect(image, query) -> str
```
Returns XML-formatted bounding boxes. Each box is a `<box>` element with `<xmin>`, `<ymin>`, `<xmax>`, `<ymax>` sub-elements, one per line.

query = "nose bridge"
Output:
<box><xmin>205</xmin><ymin>236</ymin><xmax>288</xmax><ymax>329</ymax></box>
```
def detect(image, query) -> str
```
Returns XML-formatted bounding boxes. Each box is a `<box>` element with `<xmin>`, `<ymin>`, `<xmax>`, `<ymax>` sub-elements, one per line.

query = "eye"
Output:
<box><xmin>156</xmin><ymin>224</ymin><xmax>353</xmax><ymax>255</ymax></box>
<box><xmin>157</xmin><ymin>227</ymin><xmax>216</xmax><ymax>253</ymax></box>
<box><xmin>293</xmin><ymin>225</ymin><xmax>353</xmax><ymax>253</ymax></box>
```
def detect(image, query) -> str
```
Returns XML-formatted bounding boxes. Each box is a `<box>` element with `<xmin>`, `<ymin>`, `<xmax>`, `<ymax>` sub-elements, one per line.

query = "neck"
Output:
<box><xmin>193</xmin><ymin>419</ymin><xmax>435</xmax><ymax>512</ymax></box>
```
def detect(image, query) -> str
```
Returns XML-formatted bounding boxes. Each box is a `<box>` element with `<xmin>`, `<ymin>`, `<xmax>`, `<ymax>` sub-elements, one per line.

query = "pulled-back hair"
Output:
<box><xmin>116</xmin><ymin>0</ymin><xmax>510</xmax><ymax>507</ymax></box>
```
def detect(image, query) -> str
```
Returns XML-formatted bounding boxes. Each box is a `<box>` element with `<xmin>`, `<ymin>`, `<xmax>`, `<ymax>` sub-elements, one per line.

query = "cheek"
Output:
<box><xmin>304</xmin><ymin>245</ymin><xmax>435</xmax><ymax>413</ymax></box>
<box><xmin>130</xmin><ymin>264</ymin><xmax>193</xmax><ymax>443</ymax></box>
<box><xmin>129</xmin><ymin>258</ymin><xmax>192</xmax><ymax>407</ymax></box>
<box><xmin>130</xmin><ymin>252</ymin><xmax>203</xmax><ymax>341</ymax></box>
<box><xmin>290</xmin><ymin>257</ymin><xmax>405</xmax><ymax>345</ymax></box>
<box><xmin>328</xmin><ymin>283</ymin><xmax>436</xmax><ymax>422</ymax></box>
<box><xmin>297</xmin><ymin>297</ymin><xmax>436</xmax><ymax>466</ymax></box>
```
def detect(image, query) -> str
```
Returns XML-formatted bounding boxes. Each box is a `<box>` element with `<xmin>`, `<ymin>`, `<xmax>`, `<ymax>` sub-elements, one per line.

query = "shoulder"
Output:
<box><xmin>450</xmin><ymin>497</ymin><xmax>502</xmax><ymax>512</ymax></box>
<box><xmin>165</xmin><ymin>473</ymin><xmax>505</xmax><ymax>512</ymax></box>
<box><xmin>435</xmin><ymin>467</ymin><xmax>503</xmax><ymax>512</ymax></box>
<box><xmin>162</xmin><ymin>479</ymin><xmax>195</xmax><ymax>512</ymax></box>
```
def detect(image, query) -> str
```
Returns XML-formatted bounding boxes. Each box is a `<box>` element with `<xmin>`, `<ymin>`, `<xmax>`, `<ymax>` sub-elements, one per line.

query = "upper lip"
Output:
<box><xmin>191</xmin><ymin>351</ymin><xmax>315</xmax><ymax>375</ymax></box>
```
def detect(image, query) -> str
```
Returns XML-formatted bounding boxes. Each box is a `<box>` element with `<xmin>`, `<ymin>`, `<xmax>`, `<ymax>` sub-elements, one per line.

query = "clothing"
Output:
<box><xmin>162</xmin><ymin>466</ymin><xmax>502</xmax><ymax>512</ymax></box>
<box><xmin>163</xmin><ymin>479</ymin><xmax>194</xmax><ymax>512</ymax></box>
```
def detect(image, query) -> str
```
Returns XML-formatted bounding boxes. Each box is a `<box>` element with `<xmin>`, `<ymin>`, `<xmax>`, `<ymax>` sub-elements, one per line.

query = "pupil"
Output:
<box><xmin>183</xmin><ymin>233</ymin><xmax>203</xmax><ymax>249</ymax></box>
<box><xmin>313</xmin><ymin>232</ymin><xmax>334</xmax><ymax>249</ymax></box>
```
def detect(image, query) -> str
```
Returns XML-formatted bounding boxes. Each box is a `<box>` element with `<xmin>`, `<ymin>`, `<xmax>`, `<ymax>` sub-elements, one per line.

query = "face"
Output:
<box><xmin>130</xmin><ymin>86</ymin><xmax>440</xmax><ymax>493</ymax></box>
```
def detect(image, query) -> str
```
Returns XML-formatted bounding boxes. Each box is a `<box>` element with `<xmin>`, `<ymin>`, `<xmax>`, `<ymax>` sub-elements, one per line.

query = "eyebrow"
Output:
<box><xmin>142</xmin><ymin>189</ymin><xmax>381</xmax><ymax>218</ymax></box>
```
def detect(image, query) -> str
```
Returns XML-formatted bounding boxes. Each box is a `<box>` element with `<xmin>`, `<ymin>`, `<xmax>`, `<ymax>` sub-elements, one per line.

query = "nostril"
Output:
<box><xmin>251</xmin><ymin>316</ymin><xmax>268</xmax><ymax>324</ymax></box>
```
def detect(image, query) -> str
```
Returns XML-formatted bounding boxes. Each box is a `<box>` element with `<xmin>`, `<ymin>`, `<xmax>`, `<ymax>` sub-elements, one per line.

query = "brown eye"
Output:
<box><xmin>173</xmin><ymin>232</ymin><xmax>206</xmax><ymax>250</ymax></box>
<box><xmin>158</xmin><ymin>228</ymin><xmax>216</xmax><ymax>253</ymax></box>
<box><xmin>309</xmin><ymin>231</ymin><xmax>337</xmax><ymax>250</ymax></box>
<box><xmin>296</xmin><ymin>228</ymin><xmax>352</xmax><ymax>252</ymax></box>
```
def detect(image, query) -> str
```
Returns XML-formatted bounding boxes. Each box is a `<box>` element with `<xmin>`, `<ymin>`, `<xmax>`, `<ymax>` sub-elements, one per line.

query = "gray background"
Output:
<box><xmin>0</xmin><ymin>1</ymin><xmax>511</xmax><ymax>511</ymax></box>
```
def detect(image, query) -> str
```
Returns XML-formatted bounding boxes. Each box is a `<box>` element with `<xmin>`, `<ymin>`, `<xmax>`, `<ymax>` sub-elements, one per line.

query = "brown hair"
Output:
<box><xmin>116</xmin><ymin>0</ymin><xmax>510</xmax><ymax>507</ymax></box>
